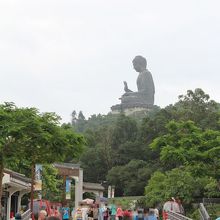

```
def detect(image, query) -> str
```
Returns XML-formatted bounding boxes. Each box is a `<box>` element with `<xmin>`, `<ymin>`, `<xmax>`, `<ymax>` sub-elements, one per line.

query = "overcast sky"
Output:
<box><xmin>0</xmin><ymin>0</ymin><xmax>220</xmax><ymax>122</ymax></box>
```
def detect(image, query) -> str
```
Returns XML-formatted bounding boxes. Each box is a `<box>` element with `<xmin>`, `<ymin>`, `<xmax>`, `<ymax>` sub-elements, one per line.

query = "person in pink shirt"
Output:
<box><xmin>116</xmin><ymin>206</ymin><xmax>123</xmax><ymax>220</ymax></box>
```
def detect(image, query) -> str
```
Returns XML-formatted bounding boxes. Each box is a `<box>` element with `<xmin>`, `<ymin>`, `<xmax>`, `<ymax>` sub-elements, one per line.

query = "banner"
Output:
<box><xmin>66</xmin><ymin>178</ymin><xmax>71</xmax><ymax>200</ymax></box>
<box><xmin>111</xmin><ymin>186</ymin><xmax>115</xmax><ymax>198</ymax></box>
<box><xmin>108</xmin><ymin>185</ymin><xmax>111</xmax><ymax>198</ymax></box>
<box><xmin>35</xmin><ymin>164</ymin><xmax>43</xmax><ymax>191</ymax></box>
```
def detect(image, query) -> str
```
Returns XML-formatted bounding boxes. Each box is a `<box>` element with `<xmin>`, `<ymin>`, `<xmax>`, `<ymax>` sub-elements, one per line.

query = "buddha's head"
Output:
<box><xmin>132</xmin><ymin>55</ymin><xmax>147</xmax><ymax>72</ymax></box>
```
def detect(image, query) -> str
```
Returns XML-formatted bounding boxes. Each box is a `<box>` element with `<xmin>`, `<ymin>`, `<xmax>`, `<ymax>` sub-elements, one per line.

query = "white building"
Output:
<box><xmin>1</xmin><ymin>169</ymin><xmax>31</xmax><ymax>220</ymax></box>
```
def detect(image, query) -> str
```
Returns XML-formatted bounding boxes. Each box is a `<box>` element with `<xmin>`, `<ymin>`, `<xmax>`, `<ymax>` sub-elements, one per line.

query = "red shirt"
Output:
<box><xmin>116</xmin><ymin>208</ymin><xmax>123</xmax><ymax>217</ymax></box>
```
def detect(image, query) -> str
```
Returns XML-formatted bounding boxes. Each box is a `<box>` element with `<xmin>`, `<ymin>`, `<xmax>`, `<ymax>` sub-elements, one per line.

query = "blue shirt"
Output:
<box><xmin>62</xmin><ymin>207</ymin><xmax>69</xmax><ymax>220</ymax></box>
<box><xmin>147</xmin><ymin>215</ymin><xmax>157</xmax><ymax>220</ymax></box>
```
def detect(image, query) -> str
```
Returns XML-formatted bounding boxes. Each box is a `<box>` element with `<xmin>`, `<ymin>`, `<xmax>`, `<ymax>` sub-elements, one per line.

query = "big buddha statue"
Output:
<box><xmin>111</xmin><ymin>55</ymin><xmax>155</xmax><ymax>114</ymax></box>
<box><xmin>120</xmin><ymin>55</ymin><xmax>155</xmax><ymax>105</ymax></box>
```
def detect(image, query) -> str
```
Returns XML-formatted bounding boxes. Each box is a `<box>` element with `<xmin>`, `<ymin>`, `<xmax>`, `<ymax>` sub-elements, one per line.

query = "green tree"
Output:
<box><xmin>75</xmin><ymin>111</ymin><xmax>86</xmax><ymax>132</ymax></box>
<box><xmin>145</xmin><ymin>168</ymin><xmax>220</xmax><ymax>207</ymax></box>
<box><xmin>81</xmin><ymin>124</ymin><xmax>115</xmax><ymax>183</ymax></box>
<box><xmin>19</xmin><ymin>108</ymin><xmax>85</xmax><ymax>212</ymax></box>
<box><xmin>176</xmin><ymin>88</ymin><xmax>220</xmax><ymax>129</ymax></box>
<box><xmin>81</xmin><ymin>114</ymin><xmax>140</xmax><ymax>184</ymax></box>
<box><xmin>117</xmin><ymin>141</ymin><xmax>146</xmax><ymax>165</ymax></box>
<box><xmin>0</xmin><ymin>103</ymin><xmax>25</xmax><ymax>215</ymax></box>
<box><xmin>75</xmin><ymin>88</ymin><xmax>220</xmax><ymax>200</ymax></box>
<box><xmin>18</xmin><ymin>109</ymin><xmax>84</xmax><ymax>168</ymax></box>
<box><xmin>145</xmin><ymin>168</ymin><xmax>196</xmax><ymax>206</ymax></box>
<box><xmin>71</xmin><ymin>111</ymin><xmax>121</xmax><ymax>133</ymax></box>
<box><xmin>41</xmin><ymin>164</ymin><xmax>63</xmax><ymax>201</ymax></box>
<box><xmin>71</xmin><ymin>110</ymin><xmax>77</xmax><ymax>126</ymax></box>
<box><xmin>80</xmin><ymin>145</ymin><xmax>112</xmax><ymax>182</ymax></box>
<box><xmin>111</xmin><ymin>114</ymin><xmax>138</xmax><ymax>149</ymax></box>
<box><xmin>140</xmin><ymin>88</ymin><xmax>220</xmax><ymax>150</ymax></box>
<box><xmin>0</xmin><ymin>103</ymin><xmax>85</xmax><ymax>216</ymax></box>
<box><xmin>146</xmin><ymin>120</ymin><xmax>220</xmax><ymax>206</ymax></box>
<box><xmin>107</xmin><ymin>160</ymin><xmax>153</xmax><ymax>196</ymax></box>
<box><xmin>151</xmin><ymin>120</ymin><xmax>220</xmax><ymax>173</ymax></box>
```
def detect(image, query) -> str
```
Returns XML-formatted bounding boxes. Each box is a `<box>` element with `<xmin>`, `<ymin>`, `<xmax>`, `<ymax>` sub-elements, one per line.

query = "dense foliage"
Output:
<box><xmin>1</xmin><ymin>87</ymin><xmax>219</xmax><ymax>211</ymax></box>
<box><xmin>0</xmin><ymin>102</ymin><xmax>85</xmax><ymax>214</ymax></box>
<box><xmin>72</xmin><ymin>88</ymin><xmax>220</xmax><ymax>206</ymax></box>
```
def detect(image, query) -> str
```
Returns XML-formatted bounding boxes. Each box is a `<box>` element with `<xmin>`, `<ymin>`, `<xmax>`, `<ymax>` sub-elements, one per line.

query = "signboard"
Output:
<box><xmin>108</xmin><ymin>185</ymin><xmax>111</xmax><ymax>198</ymax></box>
<box><xmin>55</xmin><ymin>166</ymin><xmax>79</xmax><ymax>176</ymax></box>
<box><xmin>65</xmin><ymin>178</ymin><xmax>71</xmax><ymax>200</ymax></box>
<box><xmin>35</xmin><ymin>164</ymin><xmax>42</xmax><ymax>191</ymax></box>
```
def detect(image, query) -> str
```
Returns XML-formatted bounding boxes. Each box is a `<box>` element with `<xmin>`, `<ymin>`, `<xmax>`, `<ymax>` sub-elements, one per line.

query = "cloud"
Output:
<box><xmin>0</xmin><ymin>0</ymin><xmax>220</xmax><ymax>122</ymax></box>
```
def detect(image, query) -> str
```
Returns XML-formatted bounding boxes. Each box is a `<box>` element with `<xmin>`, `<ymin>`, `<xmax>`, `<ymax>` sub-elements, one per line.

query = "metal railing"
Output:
<box><xmin>21</xmin><ymin>209</ymin><xmax>31</xmax><ymax>220</ymax></box>
<box><xmin>198</xmin><ymin>203</ymin><xmax>210</xmax><ymax>220</ymax></box>
<box><xmin>167</xmin><ymin>210</ymin><xmax>193</xmax><ymax>220</ymax></box>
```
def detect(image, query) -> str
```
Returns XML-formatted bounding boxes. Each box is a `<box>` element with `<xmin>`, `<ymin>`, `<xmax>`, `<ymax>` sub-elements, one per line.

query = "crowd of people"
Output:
<box><xmin>73</xmin><ymin>203</ymin><xmax>159</xmax><ymax>220</ymax></box>
<box><xmin>26</xmin><ymin>203</ymin><xmax>159</xmax><ymax>220</ymax></box>
<box><xmin>12</xmin><ymin>198</ymin><xmax>220</xmax><ymax>220</ymax></box>
<box><xmin>10</xmin><ymin>196</ymin><xmax>220</xmax><ymax>220</ymax></box>
<box><xmin>162</xmin><ymin>197</ymin><xmax>184</xmax><ymax>220</ymax></box>
<box><xmin>21</xmin><ymin>198</ymin><xmax>183</xmax><ymax>220</ymax></box>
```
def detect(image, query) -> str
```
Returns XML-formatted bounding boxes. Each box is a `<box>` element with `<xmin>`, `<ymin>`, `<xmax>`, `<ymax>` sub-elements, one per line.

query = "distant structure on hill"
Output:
<box><xmin>111</xmin><ymin>55</ymin><xmax>157</xmax><ymax>116</ymax></box>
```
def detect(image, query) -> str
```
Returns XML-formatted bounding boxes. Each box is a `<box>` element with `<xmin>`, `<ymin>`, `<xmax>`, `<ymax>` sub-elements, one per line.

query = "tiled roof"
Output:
<box><xmin>83</xmin><ymin>182</ymin><xmax>105</xmax><ymax>191</ymax></box>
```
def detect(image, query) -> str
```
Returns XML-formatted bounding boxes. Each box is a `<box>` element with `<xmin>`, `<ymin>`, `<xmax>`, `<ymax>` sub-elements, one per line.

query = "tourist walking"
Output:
<box><xmin>109</xmin><ymin>204</ymin><xmax>116</xmax><ymax>220</ymax></box>
<box><xmin>116</xmin><ymin>206</ymin><xmax>123</xmax><ymax>220</ymax></box>
<box><xmin>62</xmin><ymin>205</ymin><xmax>70</xmax><ymax>220</ymax></box>
<box><xmin>147</xmin><ymin>210</ymin><xmax>157</xmax><ymax>220</ymax></box>
<box><xmin>93</xmin><ymin>205</ymin><xmax>99</xmax><ymax>220</ymax></box>
<box><xmin>103</xmin><ymin>208</ymin><xmax>110</xmax><ymax>220</ymax></box>
<box><xmin>38</xmin><ymin>210</ymin><xmax>47</xmax><ymax>220</ymax></box>
<box><xmin>88</xmin><ymin>206</ymin><xmax>94</xmax><ymax>220</ymax></box>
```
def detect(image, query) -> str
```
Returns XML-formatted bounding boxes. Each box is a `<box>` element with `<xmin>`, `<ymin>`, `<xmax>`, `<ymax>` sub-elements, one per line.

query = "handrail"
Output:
<box><xmin>167</xmin><ymin>210</ymin><xmax>193</xmax><ymax>220</ymax></box>
<box><xmin>199</xmin><ymin>203</ymin><xmax>210</xmax><ymax>220</ymax></box>
<box><xmin>21</xmin><ymin>209</ymin><xmax>31</xmax><ymax>220</ymax></box>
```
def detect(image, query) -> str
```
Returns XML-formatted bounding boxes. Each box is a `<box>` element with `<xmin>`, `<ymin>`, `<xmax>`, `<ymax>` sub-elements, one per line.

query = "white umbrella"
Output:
<box><xmin>82</xmin><ymin>198</ymin><xmax>94</xmax><ymax>204</ymax></box>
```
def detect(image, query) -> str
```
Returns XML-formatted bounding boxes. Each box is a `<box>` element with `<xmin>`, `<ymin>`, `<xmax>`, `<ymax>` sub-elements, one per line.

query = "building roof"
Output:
<box><xmin>3</xmin><ymin>168</ymin><xmax>31</xmax><ymax>190</ymax></box>
<box><xmin>4</xmin><ymin>168</ymin><xmax>31</xmax><ymax>183</ymax></box>
<box><xmin>83</xmin><ymin>182</ymin><xmax>105</xmax><ymax>191</ymax></box>
<box><xmin>53</xmin><ymin>162</ymin><xmax>81</xmax><ymax>169</ymax></box>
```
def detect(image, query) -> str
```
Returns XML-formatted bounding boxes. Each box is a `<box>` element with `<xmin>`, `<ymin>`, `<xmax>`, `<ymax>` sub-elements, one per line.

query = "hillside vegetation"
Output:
<box><xmin>70</xmin><ymin>88</ymin><xmax>220</xmax><ymax>208</ymax></box>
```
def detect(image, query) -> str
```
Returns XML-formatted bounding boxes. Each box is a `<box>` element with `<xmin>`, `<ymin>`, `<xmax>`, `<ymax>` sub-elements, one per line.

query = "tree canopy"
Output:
<box><xmin>0</xmin><ymin>102</ymin><xmax>85</xmax><ymax>215</ymax></box>
<box><xmin>1</xmin><ymin>87</ymin><xmax>219</xmax><ymax>211</ymax></box>
<box><xmin>71</xmin><ymin>88</ymin><xmax>220</xmax><ymax>206</ymax></box>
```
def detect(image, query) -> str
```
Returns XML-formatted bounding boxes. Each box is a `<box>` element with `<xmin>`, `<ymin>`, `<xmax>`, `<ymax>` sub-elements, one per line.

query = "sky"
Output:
<box><xmin>0</xmin><ymin>0</ymin><xmax>220</xmax><ymax>123</ymax></box>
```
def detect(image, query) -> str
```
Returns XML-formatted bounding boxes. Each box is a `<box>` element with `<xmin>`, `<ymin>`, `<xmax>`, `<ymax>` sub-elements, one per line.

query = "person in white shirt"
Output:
<box><xmin>154</xmin><ymin>207</ymin><xmax>159</xmax><ymax>220</ymax></box>
<box><xmin>81</xmin><ymin>205</ymin><xmax>89</xmax><ymax>220</ymax></box>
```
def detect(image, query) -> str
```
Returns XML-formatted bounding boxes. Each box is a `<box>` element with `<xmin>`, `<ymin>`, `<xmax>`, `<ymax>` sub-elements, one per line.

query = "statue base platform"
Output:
<box><xmin>111</xmin><ymin>103</ymin><xmax>157</xmax><ymax>117</ymax></box>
